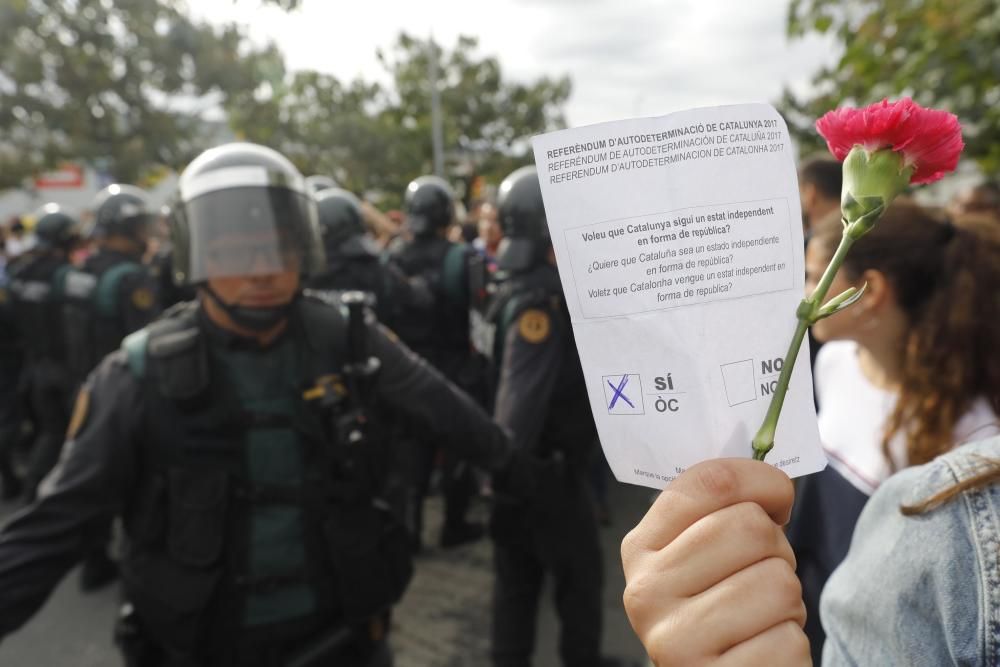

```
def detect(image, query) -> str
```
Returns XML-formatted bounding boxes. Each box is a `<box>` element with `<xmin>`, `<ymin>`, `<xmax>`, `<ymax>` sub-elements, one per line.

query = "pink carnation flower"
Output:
<box><xmin>815</xmin><ymin>98</ymin><xmax>963</xmax><ymax>185</ymax></box>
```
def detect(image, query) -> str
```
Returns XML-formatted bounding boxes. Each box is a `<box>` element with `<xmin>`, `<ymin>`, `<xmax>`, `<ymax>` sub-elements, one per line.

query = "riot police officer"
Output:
<box><xmin>0</xmin><ymin>143</ymin><xmax>520</xmax><ymax>667</ymax></box>
<box><xmin>6</xmin><ymin>205</ymin><xmax>82</xmax><ymax>502</ymax></box>
<box><xmin>486</xmin><ymin>166</ymin><xmax>609</xmax><ymax>667</ymax></box>
<box><xmin>63</xmin><ymin>183</ymin><xmax>161</xmax><ymax>384</ymax></box>
<box><xmin>0</xmin><ymin>257</ymin><xmax>22</xmax><ymax>499</ymax></box>
<box><xmin>390</xmin><ymin>175</ymin><xmax>486</xmax><ymax>549</ymax></box>
<box><xmin>307</xmin><ymin>187</ymin><xmax>431</xmax><ymax>326</ymax></box>
<box><xmin>390</xmin><ymin>175</ymin><xmax>470</xmax><ymax>363</ymax></box>
<box><xmin>59</xmin><ymin>184</ymin><xmax>162</xmax><ymax>590</ymax></box>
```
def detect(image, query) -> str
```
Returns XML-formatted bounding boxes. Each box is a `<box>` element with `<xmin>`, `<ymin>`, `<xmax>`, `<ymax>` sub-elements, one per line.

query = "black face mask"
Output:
<box><xmin>203</xmin><ymin>284</ymin><xmax>297</xmax><ymax>332</ymax></box>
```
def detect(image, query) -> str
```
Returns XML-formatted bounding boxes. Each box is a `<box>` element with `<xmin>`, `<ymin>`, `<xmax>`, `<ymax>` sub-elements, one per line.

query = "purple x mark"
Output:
<box><xmin>607</xmin><ymin>374</ymin><xmax>635</xmax><ymax>409</ymax></box>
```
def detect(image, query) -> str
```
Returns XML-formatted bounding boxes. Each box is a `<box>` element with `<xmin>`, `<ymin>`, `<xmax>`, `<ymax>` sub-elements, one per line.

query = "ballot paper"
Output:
<box><xmin>531</xmin><ymin>103</ymin><xmax>826</xmax><ymax>488</ymax></box>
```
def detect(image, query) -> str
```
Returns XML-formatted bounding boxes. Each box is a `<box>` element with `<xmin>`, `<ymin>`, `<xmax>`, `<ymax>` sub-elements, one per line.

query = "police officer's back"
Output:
<box><xmin>0</xmin><ymin>143</ymin><xmax>518</xmax><ymax>667</ymax></box>
<box><xmin>6</xmin><ymin>206</ymin><xmax>83</xmax><ymax>500</ymax></box>
<box><xmin>389</xmin><ymin>176</ymin><xmax>489</xmax><ymax>548</ymax></box>
<box><xmin>307</xmin><ymin>188</ymin><xmax>431</xmax><ymax>328</ymax></box>
<box><xmin>487</xmin><ymin>167</ymin><xmax>612</xmax><ymax>667</ymax></box>
<box><xmin>389</xmin><ymin>176</ymin><xmax>472</xmax><ymax>375</ymax></box>
<box><xmin>62</xmin><ymin>185</ymin><xmax>161</xmax><ymax>385</ymax></box>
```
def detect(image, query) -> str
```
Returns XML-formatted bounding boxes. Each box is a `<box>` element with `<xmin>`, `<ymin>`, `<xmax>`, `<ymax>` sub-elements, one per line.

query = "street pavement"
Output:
<box><xmin>0</xmin><ymin>478</ymin><xmax>652</xmax><ymax>667</ymax></box>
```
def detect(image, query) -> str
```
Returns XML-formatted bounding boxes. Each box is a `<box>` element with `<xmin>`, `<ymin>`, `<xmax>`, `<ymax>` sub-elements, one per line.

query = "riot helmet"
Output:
<box><xmin>305</xmin><ymin>174</ymin><xmax>339</xmax><ymax>195</ymax></box>
<box><xmin>170</xmin><ymin>142</ymin><xmax>325</xmax><ymax>286</ymax></box>
<box><xmin>315</xmin><ymin>188</ymin><xmax>377</xmax><ymax>257</ymax></box>
<box><xmin>90</xmin><ymin>184</ymin><xmax>154</xmax><ymax>242</ymax></box>
<box><xmin>496</xmin><ymin>166</ymin><xmax>549</xmax><ymax>272</ymax></box>
<box><xmin>32</xmin><ymin>203</ymin><xmax>81</xmax><ymax>249</ymax></box>
<box><xmin>403</xmin><ymin>175</ymin><xmax>455</xmax><ymax>237</ymax></box>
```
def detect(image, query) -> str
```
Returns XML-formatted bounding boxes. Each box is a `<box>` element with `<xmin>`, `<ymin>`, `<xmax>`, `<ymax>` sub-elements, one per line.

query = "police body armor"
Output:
<box><xmin>7</xmin><ymin>253</ymin><xmax>71</xmax><ymax>365</ymax></box>
<box><xmin>117</xmin><ymin>296</ymin><xmax>411</xmax><ymax>662</ymax></box>
<box><xmin>390</xmin><ymin>237</ymin><xmax>470</xmax><ymax>371</ymax></box>
<box><xmin>308</xmin><ymin>250</ymin><xmax>392</xmax><ymax>325</ymax></box>
<box><xmin>62</xmin><ymin>253</ymin><xmax>144</xmax><ymax>382</ymax></box>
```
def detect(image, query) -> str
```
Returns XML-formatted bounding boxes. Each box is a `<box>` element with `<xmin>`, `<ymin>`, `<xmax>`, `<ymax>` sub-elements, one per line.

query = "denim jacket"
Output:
<box><xmin>821</xmin><ymin>435</ymin><xmax>1000</xmax><ymax>666</ymax></box>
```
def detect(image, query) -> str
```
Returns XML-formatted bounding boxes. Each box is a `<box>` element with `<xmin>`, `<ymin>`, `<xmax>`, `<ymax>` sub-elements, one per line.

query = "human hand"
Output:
<box><xmin>360</xmin><ymin>201</ymin><xmax>400</xmax><ymax>237</ymax></box>
<box><xmin>621</xmin><ymin>459</ymin><xmax>810</xmax><ymax>666</ymax></box>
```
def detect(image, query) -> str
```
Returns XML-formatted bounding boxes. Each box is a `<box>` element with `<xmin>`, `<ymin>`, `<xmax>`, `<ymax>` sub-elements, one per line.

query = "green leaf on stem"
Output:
<box><xmin>815</xmin><ymin>282</ymin><xmax>867</xmax><ymax>320</ymax></box>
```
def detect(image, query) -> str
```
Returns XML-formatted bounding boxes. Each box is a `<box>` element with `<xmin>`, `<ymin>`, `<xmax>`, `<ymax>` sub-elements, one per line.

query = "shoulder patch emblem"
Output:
<box><xmin>131</xmin><ymin>287</ymin><xmax>155</xmax><ymax>310</ymax></box>
<box><xmin>66</xmin><ymin>388</ymin><xmax>91</xmax><ymax>439</ymax></box>
<box><xmin>517</xmin><ymin>308</ymin><xmax>551</xmax><ymax>343</ymax></box>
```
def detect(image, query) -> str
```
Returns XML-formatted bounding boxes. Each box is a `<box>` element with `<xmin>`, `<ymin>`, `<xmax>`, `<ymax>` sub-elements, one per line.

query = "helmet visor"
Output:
<box><xmin>180</xmin><ymin>187</ymin><xmax>321</xmax><ymax>282</ymax></box>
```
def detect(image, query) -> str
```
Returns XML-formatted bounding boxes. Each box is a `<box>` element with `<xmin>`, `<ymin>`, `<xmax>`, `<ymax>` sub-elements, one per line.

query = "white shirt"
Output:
<box><xmin>815</xmin><ymin>340</ymin><xmax>1000</xmax><ymax>495</ymax></box>
<box><xmin>4</xmin><ymin>235</ymin><xmax>35</xmax><ymax>257</ymax></box>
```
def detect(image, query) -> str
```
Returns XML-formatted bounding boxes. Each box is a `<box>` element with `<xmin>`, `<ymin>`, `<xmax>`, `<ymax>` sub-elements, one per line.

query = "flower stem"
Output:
<box><xmin>751</xmin><ymin>227</ymin><xmax>856</xmax><ymax>461</ymax></box>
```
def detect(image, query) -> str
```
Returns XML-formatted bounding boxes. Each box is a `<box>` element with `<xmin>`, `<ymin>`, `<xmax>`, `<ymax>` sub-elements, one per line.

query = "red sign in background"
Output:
<box><xmin>34</xmin><ymin>164</ymin><xmax>84</xmax><ymax>189</ymax></box>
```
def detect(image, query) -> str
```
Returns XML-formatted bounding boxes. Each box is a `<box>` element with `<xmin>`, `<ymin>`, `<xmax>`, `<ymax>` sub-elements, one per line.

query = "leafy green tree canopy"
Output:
<box><xmin>783</xmin><ymin>0</ymin><xmax>1000</xmax><ymax>175</ymax></box>
<box><xmin>232</xmin><ymin>33</ymin><xmax>571</xmax><ymax>206</ymax></box>
<box><xmin>0</xmin><ymin>0</ymin><xmax>280</xmax><ymax>188</ymax></box>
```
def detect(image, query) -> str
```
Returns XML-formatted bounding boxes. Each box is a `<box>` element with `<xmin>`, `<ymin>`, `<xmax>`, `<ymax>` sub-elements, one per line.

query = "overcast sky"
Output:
<box><xmin>189</xmin><ymin>0</ymin><xmax>839</xmax><ymax>128</ymax></box>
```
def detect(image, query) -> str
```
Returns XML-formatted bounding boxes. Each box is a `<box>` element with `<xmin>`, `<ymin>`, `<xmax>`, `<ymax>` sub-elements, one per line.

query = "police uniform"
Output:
<box><xmin>389</xmin><ymin>176</ymin><xmax>472</xmax><ymax>376</ymax></box>
<box><xmin>6</xmin><ymin>205</ymin><xmax>82</xmax><ymax>499</ymax></box>
<box><xmin>390</xmin><ymin>176</ymin><xmax>485</xmax><ymax>548</ymax></box>
<box><xmin>63</xmin><ymin>247</ymin><xmax>160</xmax><ymax>384</ymax></box>
<box><xmin>306</xmin><ymin>187</ymin><xmax>432</xmax><ymax>328</ymax></box>
<box><xmin>0</xmin><ymin>143</ymin><xmax>516</xmax><ymax>667</ymax></box>
<box><xmin>60</xmin><ymin>187</ymin><xmax>160</xmax><ymax>589</ymax></box>
<box><xmin>487</xmin><ymin>167</ymin><xmax>604</xmax><ymax>667</ymax></box>
<box><xmin>0</xmin><ymin>263</ymin><xmax>24</xmax><ymax>498</ymax></box>
<box><xmin>63</xmin><ymin>185</ymin><xmax>161</xmax><ymax>385</ymax></box>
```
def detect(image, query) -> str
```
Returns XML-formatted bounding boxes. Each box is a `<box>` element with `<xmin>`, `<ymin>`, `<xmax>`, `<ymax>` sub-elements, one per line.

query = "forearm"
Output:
<box><xmin>0</xmin><ymin>354</ymin><xmax>136</xmax><ymax>636</ymax></box>
<box><xmin>372</xmin><ymin>324</ymin><xmax>510</xmax><ymax>470</ymax></box>
<box><xmin>0</xmin><ymin>494</ymin><xmax>103</xmax><ymax>635</ymax></box>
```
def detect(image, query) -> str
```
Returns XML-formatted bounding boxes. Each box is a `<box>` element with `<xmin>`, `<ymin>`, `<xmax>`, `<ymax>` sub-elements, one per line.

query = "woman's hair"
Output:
<box><xmin>813</xmin><ymin>202</ymin><xmax>1000</xmax><ymax>470</ymax></box>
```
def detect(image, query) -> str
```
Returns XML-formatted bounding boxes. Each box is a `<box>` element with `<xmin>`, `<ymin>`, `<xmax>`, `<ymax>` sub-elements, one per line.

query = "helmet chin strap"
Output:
<box><xmin>202</xmin><ymin>284</ymin><xmax>297</xmax><ymax>333</ymax></box>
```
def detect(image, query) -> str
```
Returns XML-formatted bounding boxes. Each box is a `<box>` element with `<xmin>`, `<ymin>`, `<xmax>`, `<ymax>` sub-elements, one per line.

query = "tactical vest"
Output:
<box><xmin>390</xmin><ymin>237</ymin><xmax>470</xmax><ymax>363</ymax></box>
<box><xmin>7</xmin><ymin>253</ymin><xmax>71</xmax><ymax>363</ymax></box>
<box><xmin>63</xmin><ymin>259</ymin><xmax>142</xmax><ymax>381</ymax></box>
<box><xmin>118</xmin><ymin>298</ymin><xmax>412</xmax><ymax>660</ymax></box>
<box><xmin>307</xmin><ymin>252</ymin><xmax>386</xmax><ymax>316</ymax></box>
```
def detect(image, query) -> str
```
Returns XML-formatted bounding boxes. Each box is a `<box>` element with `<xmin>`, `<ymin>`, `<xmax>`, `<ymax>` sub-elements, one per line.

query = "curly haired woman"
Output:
<box><xmin>787</xmin><ymin>201</ymin><xmax>1000</xmax><ymax>660</ymax></box>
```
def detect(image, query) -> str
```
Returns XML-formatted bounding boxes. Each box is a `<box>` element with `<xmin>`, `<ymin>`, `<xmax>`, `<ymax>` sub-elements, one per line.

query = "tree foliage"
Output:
<box><xmin>783</xmin><ymin>0</ymin><xmax>1000</xmax><ymax>175</ymax></box>
<box><xmin>378</xmin><ymin>34</ymin><xmax>571</xmax><ymax>184</ymax></box>
<box><xmin>232</xmin><ymin>33</ymin><xmax>572</xmax><ymax>206</ymax></box>
<box><xmin>0</xmin><ymin>0</ymin><xmax>279</xmax><ymax>188</ymax></box>
<box><xmin>2</xmin><ymin>0</ymin><xmax>572</xmax><ymax>207</ymax></box>
<box><xmin>227</xmin><ymin>70</ymin><xmax>395</xmax><ymax>196</ymax></box>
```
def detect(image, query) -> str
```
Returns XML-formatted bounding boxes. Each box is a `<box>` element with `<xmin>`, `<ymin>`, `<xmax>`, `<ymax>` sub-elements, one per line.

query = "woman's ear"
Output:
<box><xmin>856</xmin><ymin>269</ymin><xmax>894</xmax><ymax>313</ymax></box>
